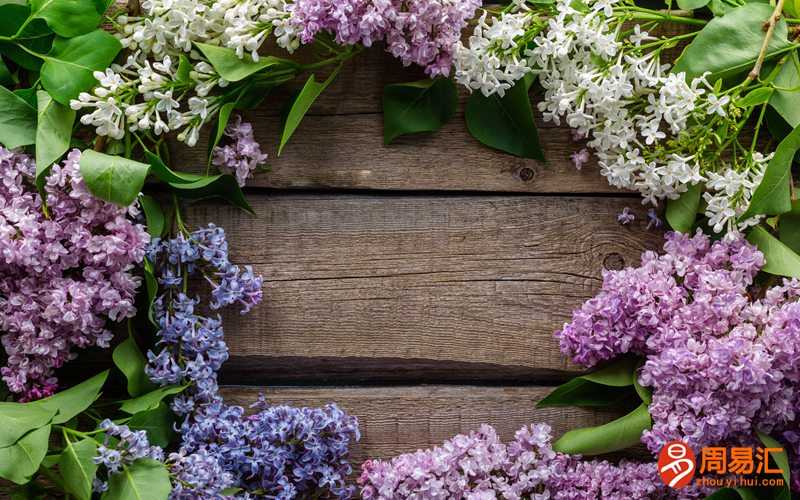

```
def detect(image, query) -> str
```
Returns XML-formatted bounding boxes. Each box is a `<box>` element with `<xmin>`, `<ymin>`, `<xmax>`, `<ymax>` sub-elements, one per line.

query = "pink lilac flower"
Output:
<box><xmin>0</xmin><ymin>148</ymin><xmax>148</xmax><ymax>400</ymax></box>
<box><xmin>211</xmin><ymin>115</ymin><xmax>268</xmax><ymax>187</ymax></box>
<box><xmin>571</xmin><ymin>148</ymin><xmax>590</xmax><ymax>170</ymax></box>
<box><xmin>359</xmin><ymin>423</ymin><xmax>682</xmax><ymax>499</ymax></box>
<box><xmin>617</xmin><ymin>207</ymin><xmax>635</xmax><ymax>225</ymax></box>
<box><xmin>556</xmin><ymin>231</ymin><xmax>800</xmax><ymax>488</ymax></box>
<box><xmin>288</xmin><ymin>0</ymin><xmax>481</xmax><ymax>76</ymax></box>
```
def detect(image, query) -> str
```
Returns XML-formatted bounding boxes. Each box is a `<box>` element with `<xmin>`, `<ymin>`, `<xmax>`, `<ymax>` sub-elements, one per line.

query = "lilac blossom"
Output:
<box><xmin>359</xmin><ymin>423</ymin><xmax>681</xmax><ymax>499</ymax></box>
<box><xmin>145</xmin><ymin>226</ymin><xmax>360</xmax><ymax>498</ymax></box>
<box><xmin>177</xmin><ymin>396</ymin><xmax>360</xmax><ymax>498</ymax></box>
<box><xmin>287</xmin><ymin>0</ymin><xmax>481</xmax><ymax>76</ymax></box>
<box><xmin>93</xmin><ymin>420</ymin><xmax>165</xmax><ymax>491</ymax></box>
<box><xmin>0</xmin><ymin>148</ymin><xmax>148</xmax><ymax>400</ymax></box>
<box><xmin>212</xmin><ymin>115</ymin><xmax>268</xmax><ymax>187</ymax></box>
<box><xmin>617</xmin><ymin>207</ymin><xmax>635</xmax><ymax>225</ymax></box>
<box><xmin>571</xmin><ymin>148</ymin><xmax>590</xmax><ymax>170</ymax></box>
<box><xmin>556</xmin><ymin>231</ymin><xmax>800</xmax><ymax>488</ymax></box>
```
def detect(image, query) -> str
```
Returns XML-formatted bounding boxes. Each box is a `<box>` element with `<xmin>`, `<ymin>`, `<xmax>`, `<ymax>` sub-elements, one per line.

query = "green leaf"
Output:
<box><xmin>113</xmin><ymin>334</ymin><xmax>157</xmax><ymax>398</ymax></box>
<box><xmin>79</xmin><ymin>150</ymin><xmax>150</xmax><ymax>207</ymax></box>
<box><xmin>208</xmin><ymin>101</ymin><xmax>236</xmax><ymax>158</ymax></box>
<box><xmin>102</xmin><ymin>458</ymin><xmax>171</xmax><ymax>500</ymax></box>
<box><xmin>747</xmin><ymin>225</ymin><xmax>800</xmax><ymax>278</ymax></box>
<box><xmin>60</xmin><ymin>437</ymin><xmax>98</xmax><ymax>500</ymax></box>
<box><xmin>30</xmin><ymin>0</ymin><xmax>103</xmax><ymax>37</ymax></box>
<box><xmin>195</xmin><ymin>42</ymin><xmax>291</xmax><ymax>82</ymax></box>
<box><xmin>666</xmin><ymin>183</ymin><xmax>703</xmax><ymax>233</ymax></box>
<box><xmin>169</xmin><ymin>174</ymin><xmax>254</xmax><ymax>214</ymax></box>
<box><xmin>280</xmin><ymin>67</ymin><xmax>341</xmax><ymax>155</ymax></box>
<box><xmin>119</xmin><ymin>385</ymin><xmax>187</xmax><ymax>414</ymax></box>
<box><xmin>175</xmin><ymin>54</ymin><xmax>191</xmax><ymax>84</ymax></box>
<box><xmin>0</xmin><ymin>84</ymin><xmax>36</xmax><ymax>148</ymax></box>
<box><xmin>0</xmin><ymin>57</ymin><xmax>13</xmax><ymax>86</ymax></box>
<box><xmin>465</xmin><ymin>75</ymin><xmax>544</xmax><ymax>160</ymax></box>
<box><xmin>0</xmin><ymin>403</ymin><xmax>55</xmax><ymax>447</ymax></box>
<box><xmin>29</xmin><ymin>370</ymin><xmax>108</xmax><ymax>424</ymax></box>
<box><xmin>146</xmin><ymin>152</ymin><xmax>254</xmax><ymax>213</ymax></box>
<box><xmin>778</xmin><ymin>200</ymin><xmax>800</xmax><ymax>253</ymax></box>
<box><xmin>35</xmin><ymin>90</ymin><xmax>75</xmax><ymax>185</ymax></box>
<box><xmin>143</xmin><ymin>257</ymin><xmax>158</xmax><ymax>327</ymax></box>
<box><xmin>743</xmin><ymin>124</ymin><xmax>800</xmax><ymax>218</ymax></box>
<box><xmin>383</xmin><ymin>78</ymin><xmax>457</xmax><ymax>145</ymax></box>
<box><xmin>41</xmin><ymin>29</ymin><xmax>121</xmax><ymax>105</ymax></box>
<box><xmin>738</xmin><ymin>87</ymin><xmax>774</xmax><ymax>108</ymax></box>
<box><xmin>538</xmin><ymin>356</ymin><xmax>640</xmax><ymax>408</ymax></box>
<box><xmin>676</xmin><ymin>0</ymin><xmax>710</xmax><ymax>9</ymax></box>
<box><xmin>139</xmin><ymin>194</ymin><xmax>165</xmax><ymax>238</ymax></box>
<box><xmin>552</xmin><ymin>403</ymin><xmax>651</xmax><ymax>455</ymax></box>
<box><xmin>673</xmin><ymin>4</ymin><xmax>794</xmax><ymax>82</ymax></box>
<box><xmin>0</xmin><ymin>425</ymin><xmax>51</xmax><ymax>484</ymax></box>
<box><xmin>770</xmin><ymin>52</ymin><xmax>800</xmax><ymax>128</ymax></box>
<box><xmin>128</xmin><ymin>402</ymin><xmax>175</xmax><ymax>448</ymax></box>
<box><xmin>757</xmin><ymin>431</ymin><xmax>791</xmax><ymax>489</ymax></box>
<box><xmin>146</xmin><ymin>151</ymin><xmax>203</xmax><ymax>184</ymax></box>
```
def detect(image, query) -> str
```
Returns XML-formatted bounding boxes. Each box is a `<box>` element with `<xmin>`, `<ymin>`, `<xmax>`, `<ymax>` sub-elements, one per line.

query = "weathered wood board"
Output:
<box><xmin>185</xmin><ymin>194</ymin><xmax>661</xmax><ymax>386</ymax></box>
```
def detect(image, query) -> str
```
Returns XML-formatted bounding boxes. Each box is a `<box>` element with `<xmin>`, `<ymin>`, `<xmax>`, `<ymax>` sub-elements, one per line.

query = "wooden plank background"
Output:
<box><xmin>51</xmin><ymin>47</ymin><xmax>663</xmax><ymax>479</ymax></box>
<box><xmin>170</xmin><ymin>46</ymin><xmax>664</xmax><ymax>471</ymax></box>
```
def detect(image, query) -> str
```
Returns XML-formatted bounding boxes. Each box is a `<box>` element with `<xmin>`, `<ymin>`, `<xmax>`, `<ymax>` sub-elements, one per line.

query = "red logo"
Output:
<box><xmin>658</xmin><ymin>441</ymin><xmax>697</xmax><ymax>488</ymax></box>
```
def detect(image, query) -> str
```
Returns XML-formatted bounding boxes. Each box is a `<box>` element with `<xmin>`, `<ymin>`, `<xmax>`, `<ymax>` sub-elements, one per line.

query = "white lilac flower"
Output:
<box><xmin>453</xmin><ymin>4</ymin><xmax>543</xmax><ymax>97</ymax></box>
<box><xmin>531</xmin><ymin>0</ymin><xmax>762</xmax><ymax>232</ymax></box>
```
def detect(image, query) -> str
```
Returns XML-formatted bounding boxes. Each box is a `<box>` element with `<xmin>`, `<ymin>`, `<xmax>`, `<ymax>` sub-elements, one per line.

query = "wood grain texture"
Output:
<box><xmin>219</xmin><ymin>385</ymin><xmax>624</xmax><ymax>464</ymax></box>
<box><xmin>185</xmin><ymin>194</ymin><xmax>663</xmax><ymax>385</ymax></box>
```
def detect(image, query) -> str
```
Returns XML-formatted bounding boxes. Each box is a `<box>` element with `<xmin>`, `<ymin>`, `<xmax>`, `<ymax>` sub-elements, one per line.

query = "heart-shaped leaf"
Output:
<box><xmin>383</xmin><ymin>78</ymin><xmax>457</xmax><ymax>145</ymax></box>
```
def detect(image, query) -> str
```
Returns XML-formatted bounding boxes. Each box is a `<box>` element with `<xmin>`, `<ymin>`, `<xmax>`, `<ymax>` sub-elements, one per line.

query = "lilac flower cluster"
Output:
<box><xmin>212</xmin><ymin>115</ymin><xmax>268</xmax><ymax>187</ymax></box>
<box><xmin>166</xmin><ymin>447</ymin><xmax>235</xmax><ymax>499</ymax></box>
<box><xmin>145</xmin><ymin>224</ymin><xmax>262</xmax><ymax>409</ymax></box>
<box><xmin>143</xmin><ymin>226</ymin><xmax>360</xmax><ymax>498</ymax></box>
<box><xmin>556</xmin><ymin>231</ymin><xmax>800</xmax><ymax>487</ymax></box>
<box><xmin>0</xmin><ymin>148</ymin><xmax>148</xmax><ymax>400</ymax></box>
<box><xmin>288</xmin><ymin>0</ymin><xmax>481</xmax><ymax>76</ymax></box>
<box><xmin>93</xmin><ymin>420</ymin><xmax>166</xmax><ymax>492</ymax></box>
<box><xmin>358</xmin><ymin>423</ymin><xmax>676</xmax><ymax>499</ymax></box>
<box><xmin>177</xmin><ymin>396</ymin><xmax>360</xmax><ymax>498</ymax></box>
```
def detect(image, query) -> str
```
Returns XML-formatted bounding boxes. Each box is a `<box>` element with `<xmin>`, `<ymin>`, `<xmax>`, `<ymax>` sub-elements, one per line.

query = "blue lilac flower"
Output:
<box><xmin>177</xmin><ymin>396</ymin><xmax>360</xmax><ymax>499</ymax></box>
<box><xmin>93</xmin><ymin>420</ymin><xmax>165</xmax><ymax>491</ymax></box>
<box><xmin>143</xmin><ymin>224</ymin><xmax>360</xmax><ymax>497</ymax></box>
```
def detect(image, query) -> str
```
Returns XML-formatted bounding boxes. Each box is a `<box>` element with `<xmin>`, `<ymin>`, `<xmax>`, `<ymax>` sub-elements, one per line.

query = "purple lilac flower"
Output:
<box><xmin>548</xmin><ymin>457</ymin><xmax>674</xmax><ymax>499</ymax></box>
<box><xmin>211</xmin><ymin>115</ymin><xmax>268</xmax><ymax>187</ymax></box>
<box><xmin>0</xmin><ymin>148</ymin><xmax>148</xmax><ymax>400</ymax></box>
<box><xmin>556</xmin><ymin>231</ymin><xmax>800</xmax><ymax>488</ymax></box>
<box><xmin>617</xmin><ymin>207</ymin><xmax>635</xmax><ymax>225</ymax></box>
<box><xmin>288</xmin><ymin>0</ymin><xmax>481</xmax><ymax>76</ymax></box>
<box><xmin>359</xmin><ymin>423</ymin><xmax>683</xmax><ymax>499</ymax></box>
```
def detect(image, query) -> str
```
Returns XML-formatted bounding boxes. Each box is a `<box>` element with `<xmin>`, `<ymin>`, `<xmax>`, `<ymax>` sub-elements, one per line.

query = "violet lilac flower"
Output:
<box><xmin>288</xmin><ymin>0</ymin><xmax>481</xmax><ymax>76</ymax></box>
<box><xmin>556</xmin><ymin>231</ymin><xmax>800</xmax><ymax>488</ymax></box>
<box><xmin>211</xmin><ymin>115</ymin><xmax>268</xmax><ymax>187</ymax></box>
